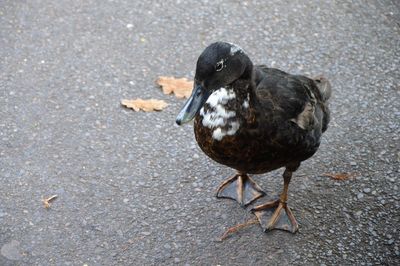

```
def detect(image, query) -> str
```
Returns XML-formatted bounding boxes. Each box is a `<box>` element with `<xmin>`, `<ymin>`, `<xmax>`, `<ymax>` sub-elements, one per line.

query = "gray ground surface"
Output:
<box><xmin>1</xmin><ymin>0</ymin><xmax>399</xmax><ymax>265</ymax></box>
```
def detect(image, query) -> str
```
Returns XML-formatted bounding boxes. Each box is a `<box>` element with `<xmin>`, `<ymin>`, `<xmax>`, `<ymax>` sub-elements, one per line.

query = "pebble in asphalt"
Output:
<box><xmin>1</xmin><ymin>0</ymin><xmax>399</xmax><ymax>265</ymax></box>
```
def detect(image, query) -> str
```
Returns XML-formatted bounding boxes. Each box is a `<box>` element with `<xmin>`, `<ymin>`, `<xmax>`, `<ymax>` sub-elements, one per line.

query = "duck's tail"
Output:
<box><xmin>313</xmin><ymin>75</ymin><xmax>331</xmax><ymax>102</ymax></box>
<box><xmin>312</xmin><ymin>75</ymin><xmax>331</xmax><ymax>133</ymax></box>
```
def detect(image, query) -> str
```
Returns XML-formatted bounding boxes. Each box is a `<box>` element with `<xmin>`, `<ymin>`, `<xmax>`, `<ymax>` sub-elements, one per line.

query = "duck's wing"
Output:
<box><xmin>254</xmin><ymin>67</ymin><xmax>329</xmax><ymax>132</ymax></box>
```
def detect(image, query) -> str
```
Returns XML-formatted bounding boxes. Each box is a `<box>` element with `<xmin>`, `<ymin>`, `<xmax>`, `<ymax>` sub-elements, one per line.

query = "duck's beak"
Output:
<box><xmin>176</xmin><ymin>83</ymin><xmax>210</xmax><ymax>125</ymax></box>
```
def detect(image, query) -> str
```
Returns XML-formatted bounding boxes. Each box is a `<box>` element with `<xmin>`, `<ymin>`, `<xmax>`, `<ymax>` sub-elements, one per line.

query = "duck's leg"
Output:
<box><xmin>251</xmin><ymin>169</ymin><xmax>299</xmax><ymax>233</ymax></box>
<box><xmin>216</xmin><ymin>173</ymin><xmax>265</xmax><ymax>207</ymax></box>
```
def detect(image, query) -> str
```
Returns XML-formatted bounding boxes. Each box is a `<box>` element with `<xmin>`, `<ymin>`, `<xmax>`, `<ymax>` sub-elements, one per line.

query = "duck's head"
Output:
<box><xmin>176</xmin><ymin>42</ymin><xmax>252</xmax><ymax>125</ymax></box>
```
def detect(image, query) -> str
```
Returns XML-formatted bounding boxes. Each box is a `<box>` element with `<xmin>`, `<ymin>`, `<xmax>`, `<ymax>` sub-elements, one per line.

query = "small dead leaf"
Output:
<box><xmin>156</xmin><ymin>76</ymin><xmax>193</xmax><ymax>99</ymax></box>
<box><xmin>219</xmin><ymin>218</ymin><xmax>259</xmax><ymax>241</ymax></box>
<box><xmin>322</xmin><ymin>172</ymin><xmax>356</xmax><ymax>181</ymax></box>
<box><xmin>42</xmin><ymin>195</ymin><xmax>58</xmax><ymax>209</ymax></box>
<box><xmin>121</xmin><ymin>98</ymin><xmax>168</xmax><ymax>112</ymax></box>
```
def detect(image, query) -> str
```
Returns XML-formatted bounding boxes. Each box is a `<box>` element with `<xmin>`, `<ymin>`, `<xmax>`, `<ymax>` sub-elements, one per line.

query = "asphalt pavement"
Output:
<box><xmin>1</xmin><ymin>0</ymin><xmax>399</xmax><ymax>265</ymax></box>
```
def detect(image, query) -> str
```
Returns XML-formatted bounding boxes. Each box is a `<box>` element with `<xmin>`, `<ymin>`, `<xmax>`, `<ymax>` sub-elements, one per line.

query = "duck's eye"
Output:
<box><xmin>215</xmin><ymin>60</ymin><xmax>224</xmax><ymax>72</ymax></box>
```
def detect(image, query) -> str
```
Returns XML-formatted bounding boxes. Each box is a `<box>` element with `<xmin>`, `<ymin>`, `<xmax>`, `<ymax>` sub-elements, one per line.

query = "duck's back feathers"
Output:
<box><xmin>254</xmin><ymin>66</ymin><xmax>331</xmax><ymax>133</ymax></box>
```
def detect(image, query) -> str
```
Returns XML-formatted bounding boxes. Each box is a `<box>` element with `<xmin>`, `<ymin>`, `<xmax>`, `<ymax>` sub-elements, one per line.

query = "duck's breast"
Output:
<box><xmin>193</xmin><ymin>86</ymin><xmax>282</xmax><ymax>173</ymax></box>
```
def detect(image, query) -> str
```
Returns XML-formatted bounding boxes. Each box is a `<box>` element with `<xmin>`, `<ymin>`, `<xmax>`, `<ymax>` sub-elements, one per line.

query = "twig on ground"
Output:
<box><xmin>121</xmin><ymin>236</ymin><xmax>145</xmax><ymax>251</ymax></box>
<box><xmin>220</xmin><ymin>218</ymin><xmax>259</xmax><ymax>241</ymax></box>
<box><xmin>42</xmin><ymin>195</ymin><xmax>58</xmax><ymax>209</ymax></box>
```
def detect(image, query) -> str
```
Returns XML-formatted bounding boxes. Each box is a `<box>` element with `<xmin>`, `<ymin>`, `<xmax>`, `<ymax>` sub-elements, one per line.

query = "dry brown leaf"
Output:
<box><xmin>42</xmin><ymin>195</ymin><xmax>58</xmax><ymax>209</ymax></box>
<box><xmin>156</xmin><ymin>76</ymin><xmax>193</xmax><ymax>99</ymax></box>
<box><xmin>121</xmin><ymin>98</ymin><xmax>168</xmax><ymax>112</ymax></box>
<box><xmin>322</xmin><ymin>172</ymin><xmax>356</xmax><ymax>181</ymax></box>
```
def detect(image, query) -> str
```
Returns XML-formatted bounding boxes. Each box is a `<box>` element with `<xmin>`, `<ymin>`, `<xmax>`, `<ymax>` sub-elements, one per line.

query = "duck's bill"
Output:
<box><xmin>176</xmin><ymin>83</ymin><xmax>210</xmax><ymax>125</ymax></box>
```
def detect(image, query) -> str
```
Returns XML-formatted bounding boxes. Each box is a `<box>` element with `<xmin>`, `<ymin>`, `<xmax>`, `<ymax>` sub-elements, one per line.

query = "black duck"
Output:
<box><xmin>176</xmin><ymin>42</ymin><xmax>331</xmax><ymax>233</ymax></box>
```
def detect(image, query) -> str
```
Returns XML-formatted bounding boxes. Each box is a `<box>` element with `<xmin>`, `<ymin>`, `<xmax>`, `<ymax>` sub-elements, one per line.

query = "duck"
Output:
<box><xmin>176</xmin><ymin>42</ymin><xmax>331</xmax><ymax>233</ymax></box>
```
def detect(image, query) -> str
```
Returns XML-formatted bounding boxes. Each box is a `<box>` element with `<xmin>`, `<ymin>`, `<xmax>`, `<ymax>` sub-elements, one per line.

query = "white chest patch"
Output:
<box><xmin>200</xmin><ymin>87</ymin><xmax>240</xmax><ymax>141</ymax></box>
<box><xmin>205</xmin><ymin>87</ymin><xmax>236</xmax><ymax>107</ymax></box>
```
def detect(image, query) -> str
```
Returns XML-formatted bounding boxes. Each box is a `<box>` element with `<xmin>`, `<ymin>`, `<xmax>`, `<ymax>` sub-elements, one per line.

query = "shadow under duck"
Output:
<box><xmin>176</xmin><ymin>42</ymin><xmax>331</xmax><ymax>233</ymax></box>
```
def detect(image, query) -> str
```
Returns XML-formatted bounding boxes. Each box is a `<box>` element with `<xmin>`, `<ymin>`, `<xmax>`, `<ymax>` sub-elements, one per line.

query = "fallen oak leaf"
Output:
<box><xmin>121</xmin><ymin>98</ymin><xmax>168</xmax><ymax>112</ymax></box>
<box><xmin>42</xmin><ymin>195</ymin><xmax>58</xmax><ymax>209</ymax></box>
<box><xmin>322</xmin><ymin>172</ymin><xmax>357</xmax><ymax>181</ymax></box>
<box><xmin>156</xmin><ymin>76</ymin><xmax>193</xmax><ymax>99</ymax></box>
